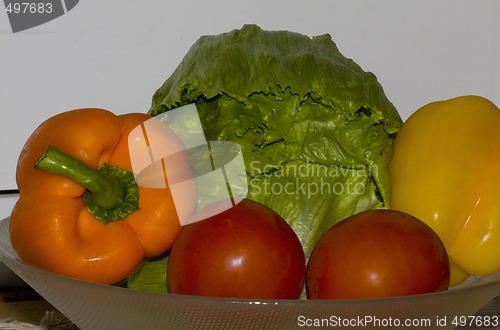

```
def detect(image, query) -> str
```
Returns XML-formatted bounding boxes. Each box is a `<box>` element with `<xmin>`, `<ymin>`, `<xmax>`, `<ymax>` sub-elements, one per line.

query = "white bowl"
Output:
<box><xmin>0</xmin><ymin>217</ymin><xmax>499</xmax><ymax>330</ymax></box>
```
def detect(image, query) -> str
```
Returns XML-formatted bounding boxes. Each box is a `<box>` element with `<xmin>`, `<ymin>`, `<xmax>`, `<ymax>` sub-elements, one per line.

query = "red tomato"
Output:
<box><xmin>167</xmin><ymin>199</ymin><xmax>305</xmax><ymax>299</ymax></box>
<box><xmin>306</xmin><ymin>209</ymin><xmax>450</xmax><ymax>300</ymax></box>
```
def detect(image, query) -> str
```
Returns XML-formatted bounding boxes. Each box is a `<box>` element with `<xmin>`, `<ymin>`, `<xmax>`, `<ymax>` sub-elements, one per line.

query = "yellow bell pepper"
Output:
<box><xmin>389</xmin><ymin>95</ymin><xmax>500</xmax><ymax>286</ymax></box>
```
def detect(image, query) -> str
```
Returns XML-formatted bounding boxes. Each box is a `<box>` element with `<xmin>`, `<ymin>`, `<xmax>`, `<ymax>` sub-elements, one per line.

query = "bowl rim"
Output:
<box><xmin>0</xmin><ymin>216</ymin><xmax>499</xmax><ymax>306</ymax></box>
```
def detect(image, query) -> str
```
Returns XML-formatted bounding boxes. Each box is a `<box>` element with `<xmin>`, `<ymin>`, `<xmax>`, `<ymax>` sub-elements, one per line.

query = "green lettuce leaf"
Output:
<box><xmin>127</xmin><ymin>255</ymin><xmax>169</xmax><ymax>293</ymax></box>
<box><xmin>148</xmin><ymin>24</ymin><xmax>402</xmax><ymax>256</ymax></box>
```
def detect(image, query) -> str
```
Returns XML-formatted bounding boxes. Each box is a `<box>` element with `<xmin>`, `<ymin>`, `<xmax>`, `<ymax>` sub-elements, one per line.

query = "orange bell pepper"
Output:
<box><xmin>10</xmin><ymin>108</ymin><xmax>195</xmax><ymax>284</ymax></box>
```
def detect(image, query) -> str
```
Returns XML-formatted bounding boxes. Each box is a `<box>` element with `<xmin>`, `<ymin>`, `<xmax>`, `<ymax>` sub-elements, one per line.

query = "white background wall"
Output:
<box><xmin>1</xmin><ymin>0</ymin><xmax>499</xmax><ymax>219</ymax></box>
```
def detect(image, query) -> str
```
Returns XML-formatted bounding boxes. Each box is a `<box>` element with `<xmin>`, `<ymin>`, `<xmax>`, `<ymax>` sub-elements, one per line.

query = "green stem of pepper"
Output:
<box><xmin>35</xmin><ymin>145</ymin><xmax>139</xmax><ymax>224</ymax></box>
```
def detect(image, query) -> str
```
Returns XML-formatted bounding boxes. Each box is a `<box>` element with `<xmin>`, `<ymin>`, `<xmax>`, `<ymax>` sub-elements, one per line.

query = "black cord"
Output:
<box><xmin>0</xmin><ymin>189</ymin><xmax>20</xmax><ymax>195</ymax></box>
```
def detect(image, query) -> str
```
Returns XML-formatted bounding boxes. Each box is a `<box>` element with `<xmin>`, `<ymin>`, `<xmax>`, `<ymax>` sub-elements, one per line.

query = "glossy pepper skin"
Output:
<box><xmin>10</xmin><ymin>108</ymin><xmax>195</xmax><ymax>284</ymax></box>
<box><xmin>390</xmin><ymin>95</ymin><xmax>500</xmax><ymax>286</ymax></box>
